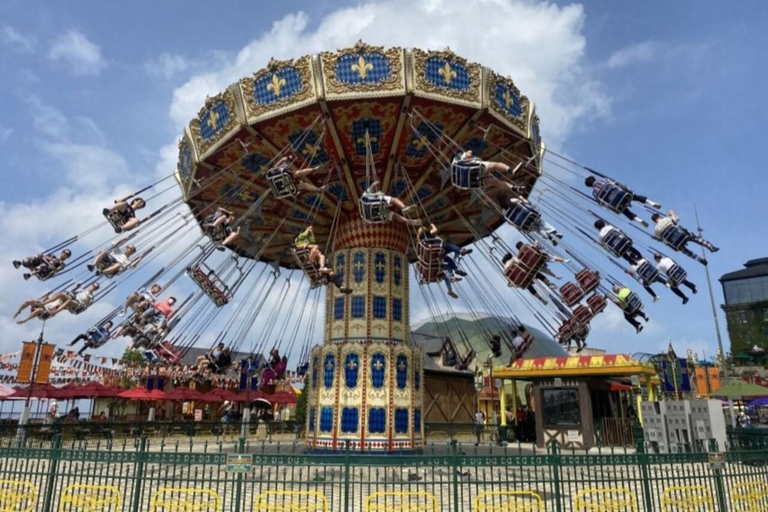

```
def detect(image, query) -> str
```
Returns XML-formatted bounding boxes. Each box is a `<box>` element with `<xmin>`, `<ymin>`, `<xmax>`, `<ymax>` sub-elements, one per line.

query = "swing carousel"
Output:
<box><xmin>174</xmin><ymin>42</ymin><xmax>544</xmax><ymax>452</ymax></box>
<box><xmin>12</xmin><ymin>41</ymin><xmax>718</xmax><ymax>455</ymax></box>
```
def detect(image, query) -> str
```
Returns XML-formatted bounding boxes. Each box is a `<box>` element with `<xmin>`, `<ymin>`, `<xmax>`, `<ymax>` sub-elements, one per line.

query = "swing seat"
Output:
<box><xmin>155</xmin><ymin>341</ymin><xmax>182</xmax><ymax>364</ymax></box>
<box><xmin>513</xmin><ymin>332</ymin><xmax>533</xmax><ymax>360</ymax></box>
<box><xmin>266</xmin><ymin>167</ymin><xmax>297</xmax><ymax>199</ymax></box>
<box><xmin>635</xmin><ymin>260</ymin><xmax>660</xmax><ymax>285</ymax></box>
<box><xmin>661</xmin><ymin>225</ymin><xmax>691</xmax><ymax>251</ymax></box>
<box><xmin>102</xmin><ymin>208</ymin><xmax>133</xmax><ymax>232</ymax></box>
<box><xmin>602</xmin><ymin>229</ymin><xmax>633</xmax><ymax>258</ymax></box>
<box><xmin>556</xmin><ymin>318</ymin><xmax>579</xmax><ymax>344</ymax></box>
<box><xmin>573</xmin><ymin>305</ymin><xmax>594</xmax><ymax>324</ymax></box>
<box><xmin>296</xmin><ymin>362</ymin><xmax>309</xmax><ymax>377</ymax></box>
<box><xmin>450</xmin><ymin>157</ymin><xmax>485</xmax><ymax>190</ymax></box>
<box><xmin>504</xmin><ymin>203</ymin><xmax>541</xmax><ymax>233</ymax></box>
<box><xmin>587</xmin><ymin>293</ymin><xmax>607</xmax><ymax>315</ymax></box>
<box><xmin>575</xmin><ymin>269</ymin><xmax>600</xmax><ymax>293</ymax></box>
<box><xmin>624</xmin><ymin>291</ymin><xmax>643</xmax><ymax>316</ymax></box>
<box><xmin>187</xmin><ymin>265</ymin><xmax>232</xmax><ymax>307</ymax></box>
<box><xmin>417</xmin><ymin>239</ymin><xmax>444</xmax><ymax>284</ymax></box>
<box><xmin>505</xmin><ymin>245</ymin><xmax>546</xmax><ymax>288</ymax></box>
<box><xmin>667</xmin><ymin>264</ymin><xmax>688</xmax><ymax>286</ymax></box>
<box><xmin>359</xmin><ymin>192</ymin><xmax>391</xmax><ymax>224</ymax></box>
<box><xmin>559</xmin><ymin>282</ymin><xmax>585</xmax><ymax>307</ymax></box>
<box><xmin>292</xmin><ymin>247</ymin><xmax>329</xmax><ymax>289</ymax></box>
<box><xmin>595</xmin><ymin>183</ymin><xmax>632</xmax><ymax>213</ymax></box>
<box><xmin>205</xmin><ymin>223</ymin><xmax>232</xmax><ymax>244</ymax></box>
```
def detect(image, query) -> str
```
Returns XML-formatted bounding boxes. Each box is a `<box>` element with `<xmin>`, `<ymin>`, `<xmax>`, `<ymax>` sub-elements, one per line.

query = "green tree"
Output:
<box><xmin>294</xmin><ymin>387</ymin><xmax>308</xmax><ymax>435</ymax></box>
<box><xmin>121</xmin><ymin>348</ymin><xmax>146</xmax><ymax>367</ymax></box>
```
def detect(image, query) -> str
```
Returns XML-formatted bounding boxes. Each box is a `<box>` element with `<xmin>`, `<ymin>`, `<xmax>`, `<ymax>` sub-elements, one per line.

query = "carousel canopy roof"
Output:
<box><xmin>175</xmin><ymin>41</ymin><xmax>544</xmax><ymax>268</ymax></box>
<box><xmin>494</xmin><ymin>353</ymin><xmax>657</xmax><ymax>379</ymax></box>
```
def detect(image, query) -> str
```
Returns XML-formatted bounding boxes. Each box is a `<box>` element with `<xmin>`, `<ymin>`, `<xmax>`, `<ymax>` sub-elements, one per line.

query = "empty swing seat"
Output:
<box><xmin>587</xmin><ymin>293</ymin><xmax>607</xmax><ymax>315</ymax></box>
<box><xmin>602</xmin><ymin>229</ymin><xmax>633</xmax><ymax>258</ymax></box>
<box><xmin>417</xmin><ymin>239</ymin><xmax>444</xmax><ymax>284</ymax></box>
<box><xmin>573</xmin><ymin>305</ymin><xmax>594</xmax><ymax>324</ymax></box>
<box><xmin>559</xmin><ymin>282</ymin><xmax>585</xmax><ymax>307</ymax></box>
<box><xmin>595</xmin><ymin>183</ymin><xmax>632</xmax><ymax>213</ymax></box>
<box><xmin>660</xmin><ymin>225</ymin><xmax>691</xmax><ymax>251</ymax></box>
<box><xmin>667</xmin><ymin>264</ymin><xmax>688</xmax><ymax>286</ymax></box>
<box><xmin>155</xmin><ymin>341</ymin><xmax>182</xmax><ymax>364</ymax></box>
<box><xmin>635</xmin><ymin>260</ymin><xmax>660</xmax><ymax>285</ymax></box>
<box><xmin>359</xmin><ymin>192</ymin><xmax>391</xmax><ymax>224</ymax></box>
<box><xmin>187</xmin><ymin>265</ymin><xmax>233</xmax><ymax>307</ymax></box>
<box><xmin>450</xmin><ymin>157</ymin><xmax>485</xmax><ymax>190</ymax></box>
<box><xmin>292</xmin><ymin>247</ymin><xmax>329</xmax><ymax>288</ymax></box>
<box><xmin>504</xmin><ymin>203</ymin><xmax>541</xmax><ymax>233</ymax></box>
<box><xmin>266</xmin><ymin>167</ymin><xmax>297</xmax><ymax>198</ymax></box>
<box><xmin>575</xmin><ymin>269</ymin><xmax>600</xmax><ymax>293</ymax></box>
<box><xmin>505</xmin><ymin>244</ymin><xmax>546</xmax><ymax>288</ymax></box>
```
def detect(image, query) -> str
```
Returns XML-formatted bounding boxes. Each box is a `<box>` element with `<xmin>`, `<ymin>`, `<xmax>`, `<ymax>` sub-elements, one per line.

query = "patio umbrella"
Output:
<box><xmin>9</xmin><ymin>384</ymin><xmax>62</xmax><ymax>399</ymax></box>
<box><xmin>709</xmin><ymin>380</ymin><xmax>768</xmax><ymax>398</ymax></box>
<box><xmin>748</xmin><ymin>397</ymin><xmax>768</xmax><ymax>407</ymax></box>
<box><xmin>164</xmin><ymin>388</ymin><xmax>208</xmax><ymax>402</ymax></box>
<box><xmin>0</xmin><ymin>385</ymin><xmax>15</xmax><ymax>399</ymax></box>
<box><xmin>117</xmin><ymin>388</ymin><xmax>167</xmax><ymax>401</ymax></box>
<box><xmin>268</xmin><ymin>390</ymin><xmax>297</xmax><ymax>405</ymax></box>
<box><xmin>205</xmin><ymin>388</ymin><xmax>240</xmax><ymax>402</ymax></box>
<box><xmin>234</xmin><ymin>389</ymin><xmax>268</xmax><ymax>402</ymax></box>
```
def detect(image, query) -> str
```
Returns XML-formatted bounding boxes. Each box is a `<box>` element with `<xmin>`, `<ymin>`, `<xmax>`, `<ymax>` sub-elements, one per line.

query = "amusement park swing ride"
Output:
<box><xmin>10</xmin><ymin>41</ymin><xmax>718</xmax><ymax>453</ymax></box>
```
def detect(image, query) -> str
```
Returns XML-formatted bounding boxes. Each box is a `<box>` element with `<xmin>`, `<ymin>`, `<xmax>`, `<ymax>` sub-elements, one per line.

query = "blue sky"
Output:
<box><xmin>0</xmin><ymin>0</ymin><xmax>766</xmax><ymax>365</ymax></box>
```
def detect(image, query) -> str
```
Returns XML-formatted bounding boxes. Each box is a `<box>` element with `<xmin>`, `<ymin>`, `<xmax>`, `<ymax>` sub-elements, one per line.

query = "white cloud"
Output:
<box><xmin>144</xmin><ymin>53</ymin><xmax>191</xmax><ymax>79</ymax></box>
<box><xmin>42</xmin><ymin>142</ymin><xmax>131</xmax><ymax>190</ymax></box>
<box><xmin>1</xmin><ymin>25</ymin><xmax>35</xmax><ymax>53</ymax></box>
<box><xmin>603</xmin><ymin>41</ymin><xmax>659</xmax><ymax>69</ymax></box>
<box><xmin>49</xmin><ymin>30</ymin><xmax>105</xmax><ymax>75</ymax></box>
<box><xmin>0</xmin><ymin>125</ymin><xmax>12</xmax><ymax>143</ymax></box>
<box><xmin>26</xmin><ymin>96</ymin><xmax>71</xmax><ymax>141</ymax></box>
<box><xmin>168</xmin><ymin>0</ymin><xmax>610</xmax><ymax>145</ymax></box>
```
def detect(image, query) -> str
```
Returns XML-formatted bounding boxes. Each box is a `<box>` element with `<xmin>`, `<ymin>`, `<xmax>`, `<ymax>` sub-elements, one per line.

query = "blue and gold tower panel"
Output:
<box><xmin>307</xmin><ymin>218</ymin><xmax>424</xmax><ymax>453</ymax></box>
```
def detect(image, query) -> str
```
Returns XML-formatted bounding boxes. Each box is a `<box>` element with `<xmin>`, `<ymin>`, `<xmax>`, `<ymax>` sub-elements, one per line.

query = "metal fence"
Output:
<box><xmin>0</xmin><ymin>428</ymin><xmax>766</xmax><ymax>512</ymax></box>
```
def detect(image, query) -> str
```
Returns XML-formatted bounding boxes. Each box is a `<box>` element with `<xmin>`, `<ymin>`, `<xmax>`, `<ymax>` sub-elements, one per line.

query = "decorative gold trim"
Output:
<box><xmin>189</xmin><ymin>88</ymin><xmax>240</xmax><ymax>156</ymax></box>
<box><xmin>412</xmin><ymin>47</ymin><xmax>481</xmax><ymax>104</ymax></box>
<box><xmin>321</xmin><ymin>40</ymin><xmax>404</xmax><ymax>96</ymax></box>
<box><xmin>486</xmin><ymin>70</ymin><xmax>529</xmax><ymax>131</ymax></box>
<box><xmin>175</xmin><ymin>129</ymin><xmax>198</xmax><ymax>201</ymax></box>
<box><xmin>240</xmin><ymin>55</ymin><xmax>315</xmax><ymax>122</ymax></box>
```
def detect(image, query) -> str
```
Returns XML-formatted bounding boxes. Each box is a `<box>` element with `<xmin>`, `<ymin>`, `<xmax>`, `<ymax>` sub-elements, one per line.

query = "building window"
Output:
<box><xmin>413</xmin><ymin>408</ymin><xmax>421</xmax><ymax>432</ymax></box>
<box><xmin>763</xmin><ymin>309</ymin><xmax>768</xmax><ymax>322</ymax></box>
<box><xmin>334</xmin><ymin>297</ymin><xmax>345</xmax><ymax>320</ymax></box>
<box><xmin>344</xmin><ymin>353</ymin><xmax>360</xmax><ymax>388</ymax></box>
<box><xmin>739</xmin><ymin>311</ymin><xmax>750</xmax><ymax>325</ymax></box>
<box><xmin>351</xmin><ymin>296</ymin><xmax>365</xmax><ymax>318</ymax></box>
<box><xmin>369</xmin><ymin>408</ymin><xmax>386</xmax><ymax>434</ymax></box>
<box><xmin>542</xmin><ymin>388</ymin><xmax>581</xmax><ymax>427</ymax></box>
<box><xmin>323</xmin><ymin>354</ymin><xmax>335</xmax><ymax>388</ymax></box>
<box><xmin>395</xmin><ymin>408</ymin><xmax>408</xmax><ymax>434</ymax></box>
<box><xmin>392</xmin><ymin>298</ymin><xmax>402</xmax><ymax>321</ymax></box>
<box><xmin>371</xmin><ymin>353</ymin><xmax>386</xmax><ymax>388</ymax></box>
<box><xmin>373</xmin><ymin>296</ymin><xmax>386</xmax><ymax>319</ymax></box>
<box><xmin>341</xmin><ymin>408</ymin><xmax>359</xmax><ymax>433</ymax></box>
<box><xmin>396</xmin><ymin>355</ymin><xmax>408</xmax><ymax>389</ymax></box>
<box><xmin>320</xmin><ymin>407</ymin><xmax>333</xmax><ymax>432</ymax></box>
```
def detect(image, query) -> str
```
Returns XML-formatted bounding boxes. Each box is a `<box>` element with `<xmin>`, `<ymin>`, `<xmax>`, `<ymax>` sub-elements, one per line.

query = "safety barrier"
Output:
<box><xmin>0</xmin><ymin>434</ymin><xmax>765</xmax><ymax>511</ymax></box>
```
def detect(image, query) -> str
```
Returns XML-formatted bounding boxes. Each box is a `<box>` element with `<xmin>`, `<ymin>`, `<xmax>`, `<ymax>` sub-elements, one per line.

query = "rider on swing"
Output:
<box><xmin>585</xmin><ymin>175</ymin><xmax>660</xmax><ymax>227</ymax></box>
<box><xmin>270</xmin><ymin>153</ymin><xmax>326</xmax><ymax>195</ymax></box>
<box><xmin>363</xmin><ymin>180</ymin><xmax>421</xmax><ymax>226</ymax></box>
<box><xmin>651</xmin><ymin>209</ymin><xmax>718</xmax><ymax>265</ymax></box>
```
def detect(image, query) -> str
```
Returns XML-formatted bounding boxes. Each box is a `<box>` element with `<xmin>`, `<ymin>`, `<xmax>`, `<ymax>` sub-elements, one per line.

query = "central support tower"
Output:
<box><xmin>306</xmin><ymin>217</ymin><xmax>424</xmax><ymax>453</ymax></box>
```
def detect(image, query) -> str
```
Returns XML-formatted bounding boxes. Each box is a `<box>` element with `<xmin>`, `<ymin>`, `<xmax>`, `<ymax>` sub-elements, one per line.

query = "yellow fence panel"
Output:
<box><xmin>364</xmin><ymin>491</ymin><xmax>440</xmax><ymax>512</ymax></box>
<box><xmin>574</xmin><ymin>489</ymin><xmax>638</xmax><ymax>512</ymax></box>
<box><xmin>661</xmin><ymin>486</ymin><xmax>713</xmax><ymax>512</ymax></box>
<box><xmin>150</xmin><ymin>488</ymin><xmax>221</xmax><ymax>512</ymax></box>
<box><xmin>59</xmin><ymin>484</ymin><xmax>121</xmax><ymax>512</ymax></box>
<box><xmin>474</xmin><ymin>491</ymin><xmax>544</xmax><ymax>512</ymax></box>
<box><xmin>254</xmin><ymin>490</ymin><xmax>329</xmax><ymax>512</ymax></box>
<box><xmin>732</xmin><ymin>481</ymin><xmax>768</xmax><ymax>512</ymax></box>
<box><xmin>0</xmin><ymin>480</ymin><xmax>37</xmax><ymax>512</ymax></box>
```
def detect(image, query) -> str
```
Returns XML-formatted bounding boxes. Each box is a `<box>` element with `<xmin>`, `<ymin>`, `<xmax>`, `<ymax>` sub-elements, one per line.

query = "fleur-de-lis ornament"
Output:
<box><xmin>267</xmin><ymin>74</ymin><xmax>286</xmax><ymax>97</ymax></box>
<box><xmin>351</xmin><ymin>56</ymin><xmax>373</xmax><ymax>79</ymax></box>
<box><xmin>438</xmin><ymin>62</ymin><xmax>457</xmax><ymax>85</ymax></box>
